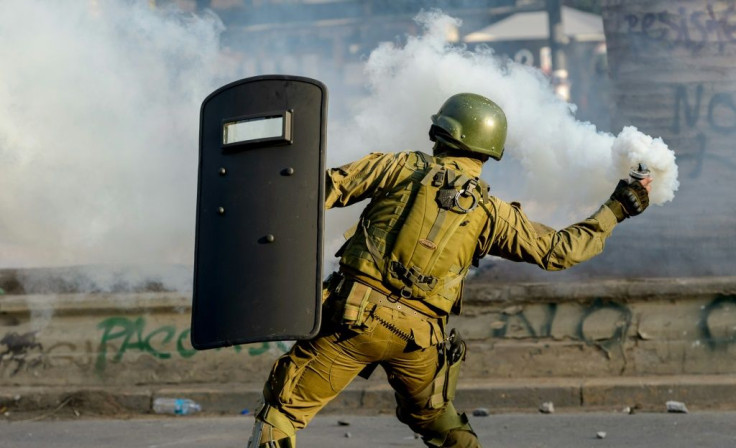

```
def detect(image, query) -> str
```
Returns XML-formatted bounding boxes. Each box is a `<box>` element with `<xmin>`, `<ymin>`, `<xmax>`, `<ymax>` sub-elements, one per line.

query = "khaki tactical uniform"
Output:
<box><xmin>254</xmin><ymin>150</ymin><xmax>618</xmax><ymax>448</ymax></box>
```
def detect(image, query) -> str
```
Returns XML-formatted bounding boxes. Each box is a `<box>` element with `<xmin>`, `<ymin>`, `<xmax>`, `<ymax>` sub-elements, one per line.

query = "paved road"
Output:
<box><xmin>2</xmin><ymin>412</ymin><xmax>736</xmax><ymax>448</ymax></box>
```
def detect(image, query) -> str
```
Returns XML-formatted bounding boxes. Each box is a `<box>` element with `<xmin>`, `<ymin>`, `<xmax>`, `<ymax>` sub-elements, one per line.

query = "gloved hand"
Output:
<box><xmin>606</xmin><ymin>179</ymin><xmax>649</xmax><ymax>222</ymax></box>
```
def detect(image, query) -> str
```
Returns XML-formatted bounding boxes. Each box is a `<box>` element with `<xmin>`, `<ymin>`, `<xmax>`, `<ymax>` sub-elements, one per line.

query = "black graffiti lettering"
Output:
<box><xmin>671</xmin><ymin>84</ymin><xmax>736</xmax><ymax>135</ymax></box>
<box><xmin>673</xmin><ymin>7</ymin><xmax>692</xmax><ymax>45</ymax></box>
<box><xmin>576</xmin><ymin>299</ymin><xmax>632</xmax><ymax>350</ymax></box>
<box><xmin>690</xmin><ymin>11</ymin><xmax>709</xmax><ymax>51</ymax></box>
<box><xmin>491</xmin><ymin>313</ymin><xmax>536</xmax><ymax>338</ymax></box>
<box><xmin>707</xmin><ymin>3</ymin><xmax>736</xmax><ymax>53</ymax></box>
<box><xmin>0</xmin><ymin>331</ymin><xmax>43</xmax><ymax>376</ymax></box>
<box><xmin>539</xmin><ymin>303</ymin><xmax>557</xmax><ymax>338</ymax></box>
<box><xmin>620</xmin><ymin>6</ymin><xmax>736</xmax><ymax>55</ymax></box>
<box><xmin>699</xmin><ymin>295</ymin><xmax>736</xmax><ymax>350</ymax></box>
<box><xmin>491</xmin><ymin>304</ymin><xmax>557</xmax><ymax>339</ymax></box>
<box><xmin>624</xmin><ymin>14</ymin><xmax>639</xmax><ymax>32</ymax></box>
<box><xmin>672</xmin><ymin>84</ymin><xmax>704</xmax><ymax>134</ymax></box>
<box><xmin>658</xmin><ymin>10</ymin><xmax>682</xmax><ymax>44</ymax></box>
<box><xmin>691</xmin><ymin>132</ymin><xmax>707</xmax><ymax>178</ymax></box>
<box><xmin>707</xmin><ymin>92</ymin><xmax>736</xmax><ymax>134</ymax></box>
<box><xmin>641</xmin><ymin>13</ymin><xmax>665</xmax><ymax>40</ymax></box>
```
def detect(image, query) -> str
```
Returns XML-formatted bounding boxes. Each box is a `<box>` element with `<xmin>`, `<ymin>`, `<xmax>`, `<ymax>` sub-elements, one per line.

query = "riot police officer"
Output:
<box><xmin>248</xmin><ymin>93</ymin><xmax>651</xmax><ymax>448</ymax></box>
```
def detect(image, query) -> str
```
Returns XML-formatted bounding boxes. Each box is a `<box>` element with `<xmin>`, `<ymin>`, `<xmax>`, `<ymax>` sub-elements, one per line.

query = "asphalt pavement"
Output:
<box><xmin>2</xmin><ymin>412</ymin><xmax>736</xmax><ymax>448</ymax></box>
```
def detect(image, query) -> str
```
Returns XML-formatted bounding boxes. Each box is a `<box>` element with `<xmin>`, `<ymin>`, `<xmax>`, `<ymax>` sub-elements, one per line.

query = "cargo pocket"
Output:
<box><xmin>426</xmin><ymin>356</ymin><xmax>465</xmax><ymax>408</ymax></box>
<box><xmin>267</xmin><ymin>348</ymin><xmax>317</xmax><ymax>405</ymax></box>
<box><xmin>427</xmin><ymin>359</ymin><xmax>449</xmax><ymax>409</ymax></box>
<box><xmin>444</xmin><ymin>355</ymin><xmax>462</xmax><ymax>402</ymax></box>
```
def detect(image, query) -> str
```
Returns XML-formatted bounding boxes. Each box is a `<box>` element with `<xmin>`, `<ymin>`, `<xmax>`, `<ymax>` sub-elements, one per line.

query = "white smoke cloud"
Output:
<box><xmin>0</xmin><ymin>0</ymin><xmax>229</xmax><ymax>270</ymax></box>
<box><xmin>332</xmin><ymin>11</ymin><xmax>679</xmax><ymax>229</ymax></box>
<box><xmin>0</xmin><ymin>4</ymin><xmax>681</xmax><ymax>285</ymax></box>
<box><xmin>611</xmin><ymin>127</ymin><xmax>679</xmax><ymax>204</ymax></box>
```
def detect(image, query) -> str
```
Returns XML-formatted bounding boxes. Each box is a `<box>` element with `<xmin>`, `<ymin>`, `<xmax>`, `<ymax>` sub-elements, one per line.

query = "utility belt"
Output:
<box><xmin>327</xmin><ymin>271</ymin><xmax>466</xmax><ymax>394</ymax></box>
<box><xmin>329</xmin><ymin>271</ymin><xmax>437</xmax><ymax>325</ymax></box>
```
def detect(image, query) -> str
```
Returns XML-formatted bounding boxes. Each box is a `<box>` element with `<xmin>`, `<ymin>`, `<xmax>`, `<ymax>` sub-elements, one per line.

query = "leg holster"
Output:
<box><xmin>247</xmin><ymin>404</ymin><xmax>296</xmax><ymax>448</ymax></box>
<box><xmin>429</xmin><ymin>328</ymin><xmax>466</xmax><ymax>408</ymax></box>
<box><xmin>396</xmin><ymin>329</ymin><xmax>475</xmax><ymax>447</ymax></box>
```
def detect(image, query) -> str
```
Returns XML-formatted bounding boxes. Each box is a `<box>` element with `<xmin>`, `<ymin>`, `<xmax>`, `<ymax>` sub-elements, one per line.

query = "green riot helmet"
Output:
<box><xmin>430</xmin><ymin>93</ymin><xmax>507</xmax><ymax>160</ymax></box>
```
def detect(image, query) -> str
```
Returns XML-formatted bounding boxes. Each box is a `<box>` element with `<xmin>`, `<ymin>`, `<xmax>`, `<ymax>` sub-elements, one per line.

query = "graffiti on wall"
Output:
<box><xmin>670</xmin><ymin>83</ymin><xmax>736</xmax><ymax>177</ymax></box>
<box><xmin>488</xmin><ymin>295</ymin><xmax>736</xmax><ymax>352</ymax></box>
<box><xmin>604</xmin><ymin>4</ymin><xmax>736</xmax><ymax>178</ymax></box>
<box><xmin>610</xmin><ymin>4</ymin><xmax>736</xmax><ymax>55</ymax></box>
<box><xmin>699</xmin><ymin>294</ymin><xmax>736</xmax><ymax>350</ymax></box>
<box><xmin>94</xmin><ymin>316</ymin><xmax>290</xmax><ymax>373</ymax></box>
<box><xmin>0</xmin><ymin>331</ymin><xmax>43</xmax><ymax>375</ymax></box>
<box><xmin>0</xmin><ymin>315</ymin><xmax>290</xmax><ymax>377</ymax></box>
<box><xmin>490</xmin><ymin>299</ymin><xmax>632</xmax><ymax>351</ymax></box>
<box><xmin>2</xmin><ymin>295</ymin><xmax>736</xmax><ymax>377</ymax></box>
<box><xmin>0</xmin><ymin>330</ymin><xmax>89</xmax><ymax>377</ymax></box>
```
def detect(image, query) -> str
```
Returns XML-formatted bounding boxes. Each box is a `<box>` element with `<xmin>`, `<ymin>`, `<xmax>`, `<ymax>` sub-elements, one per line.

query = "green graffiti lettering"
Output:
<box><xmin>118</xmin><ymin>317</ymin><xmax>147</xmax><ymax>360</ymax></box>
<box><xmin>176</xmin><ymin>329</ymin><xmax>197</xmax><ymax>359</ymax></box>
<box><xmin>248</xmin><ymin>342</ymin><xmax>270</xmax><ymax>356</ymax></box>
<box><xmin>144</xmin><ymin>326</ymin><xmax>176</xmax><ymax>360</ymax></box>
<box><xmin>96</xmin><ymin>317</ymin><xmax>136</xmax><ymax>373</ymax></box>
<box><xmin>97</xmin><ymin>316</ymin><xmax>292</xmax><ymax>372</ymax></box>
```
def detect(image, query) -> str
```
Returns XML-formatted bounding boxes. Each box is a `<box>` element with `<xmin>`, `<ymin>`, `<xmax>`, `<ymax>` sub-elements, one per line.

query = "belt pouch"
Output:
<box><xmin>342</xmin><ymin>281</ymin><xmax>372</xmax><ymax>327</ymax></box>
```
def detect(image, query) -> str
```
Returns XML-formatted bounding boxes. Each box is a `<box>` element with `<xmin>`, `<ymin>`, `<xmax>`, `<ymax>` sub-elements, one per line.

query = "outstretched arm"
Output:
<box><xmin>482</xmin><ymin>178</ymin><xmax>652</xmax><ymax>270</ymax></box>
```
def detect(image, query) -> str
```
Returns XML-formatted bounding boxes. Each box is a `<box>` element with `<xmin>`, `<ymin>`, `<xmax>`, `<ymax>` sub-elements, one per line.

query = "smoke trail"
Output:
<box><xmin>0</xmin><ymin>1</ymin><xmax>227</xmax><ymax>277</ymax></box>
<box><xmin>331</xmin><ymin>11</ymin><xmax>679</xmax><ymax>229</ymax></box>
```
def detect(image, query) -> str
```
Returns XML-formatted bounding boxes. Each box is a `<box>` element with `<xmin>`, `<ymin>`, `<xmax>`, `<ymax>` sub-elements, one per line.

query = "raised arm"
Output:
<box><xmin>325</xmin><ymin>152</ymin><xmax>408</xmax><ymax>209</ymax></box>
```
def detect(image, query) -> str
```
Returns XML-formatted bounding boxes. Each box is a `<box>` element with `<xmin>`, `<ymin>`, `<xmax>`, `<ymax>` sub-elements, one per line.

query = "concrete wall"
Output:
<box><xmin>598</xmin><ymin>0</ymin><xmax>736</xmax><ymax>279</ymax></box>
<box><xmin>459</xmin><ymin>277</ymin><xmax>736</xmax><ymax>378</ymax></box>
<box><xmin>2</xmin><ymin>277</ymin><xmax>735</xmax><ymax>388</ymax></box>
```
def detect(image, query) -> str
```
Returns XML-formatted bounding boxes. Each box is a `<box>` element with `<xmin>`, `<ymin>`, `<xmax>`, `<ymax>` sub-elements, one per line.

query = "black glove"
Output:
<box><xmin>606</xmin><ymin>179</ymin><xmax>649</xmax><ymax>222</ymax></box>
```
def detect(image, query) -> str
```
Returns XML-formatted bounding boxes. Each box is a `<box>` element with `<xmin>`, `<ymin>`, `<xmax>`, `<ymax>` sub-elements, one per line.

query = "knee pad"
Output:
<box><xmin>401</xmin><ymin>402</ymin><xmax>475</xmax><ymax>448</ymax></box>
<box><xmin>443</xmin><ymin>428</ymin><xmax>480</xmax><ymax>448</ymax></box>
<box><xmin>247</xmin><ymin>405</ymin><xmax>296</xmax><ymax>448</ymax></box>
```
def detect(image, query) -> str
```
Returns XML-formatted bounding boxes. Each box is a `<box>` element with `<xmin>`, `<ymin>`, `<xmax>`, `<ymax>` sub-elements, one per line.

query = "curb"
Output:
<box><xmin>2</xmin><ymin>375</ymin><xmax>736</xmax><ymax>416</ymax></box>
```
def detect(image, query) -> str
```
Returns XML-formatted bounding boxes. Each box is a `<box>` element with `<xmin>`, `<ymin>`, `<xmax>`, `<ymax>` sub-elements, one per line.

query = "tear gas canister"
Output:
<box><xmin>629</xmin><ymin>163</ymin><xmax>651</xmax><ymax>184</ymax></box>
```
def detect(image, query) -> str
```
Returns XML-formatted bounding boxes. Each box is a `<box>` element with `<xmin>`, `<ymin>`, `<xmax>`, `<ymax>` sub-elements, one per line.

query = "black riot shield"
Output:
<box><xmin>191</xmin><ymin>75</ymin><xmax>327</xmax><ymax>350</ymax></box>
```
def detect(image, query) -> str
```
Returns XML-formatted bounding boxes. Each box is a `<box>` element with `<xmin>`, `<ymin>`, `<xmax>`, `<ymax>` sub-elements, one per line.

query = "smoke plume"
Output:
<box><xmin>332</xmin><ymin>11</ymin><xmax>679</xmax><ymax>229</ymax></box>
<box><xmin>0</xmin><ymin>1</ymin><xmax>228</xmax><ymax>279</ymax></box>
<box><xmin>0</xmin><ymin>4</ymin><xmax>681</xmax><ymax>288</ymax></box>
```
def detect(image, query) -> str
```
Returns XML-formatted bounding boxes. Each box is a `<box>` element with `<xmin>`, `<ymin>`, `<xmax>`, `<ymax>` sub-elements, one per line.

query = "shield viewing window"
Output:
<box><xmin>222</xmin><ymin>110</ymin><xmax>293</xmax><ymax>147</ymax></box>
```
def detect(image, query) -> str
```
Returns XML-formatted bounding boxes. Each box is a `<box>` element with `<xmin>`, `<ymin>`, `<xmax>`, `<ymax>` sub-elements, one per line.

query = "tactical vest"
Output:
<box><xmin>338</xmin><ymin>152</ymin><xmax>491</xmax><ymax>315</ymax></box>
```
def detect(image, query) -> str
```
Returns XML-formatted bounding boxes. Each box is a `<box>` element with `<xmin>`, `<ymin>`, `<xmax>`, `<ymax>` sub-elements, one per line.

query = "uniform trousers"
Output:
<box><xmin>261</xmin><ymin>302</ymin><xmax>479</xmax><ymax>447</ymax></box>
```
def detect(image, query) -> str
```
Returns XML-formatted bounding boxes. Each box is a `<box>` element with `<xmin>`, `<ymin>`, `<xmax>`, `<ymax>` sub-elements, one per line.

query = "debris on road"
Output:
<box><xmin>596</xmin><ymin>431</ymin><xmax>607</xmax><ymax>439</ymax></box>
<box><xmin>502</xmin><ymin>305</ymin><xmax>523</xmax><ymax>315</ymax></box>
<box><xmin>338</xmin><ymin>420</ymin><xmax>350</xmax><ymax>426</ymax></box>
<box><xmin>539</xmin><ymin>402</ymin><xmax>555</xmax><ymax>414</ymax></box>
<box><xmin>472</xmin><ymin>408</ymin><xmax>490</xmax><ymax>416</ymax></box>
<box><xmin>666</xmin><ymin>401</ymin><xmax>688</xmax><ymax>413</ymax></box>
